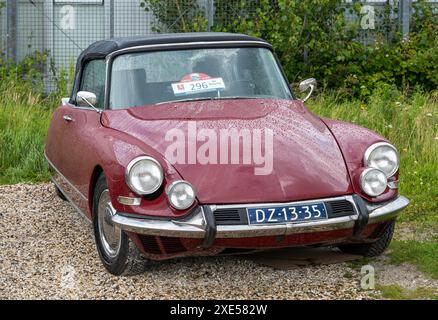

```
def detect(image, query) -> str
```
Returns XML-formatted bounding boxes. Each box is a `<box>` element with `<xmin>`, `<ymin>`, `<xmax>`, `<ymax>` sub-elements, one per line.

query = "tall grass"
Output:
<box><xmin>307</xmin><ymin>85</ymin><xmax>438</xmax><ymax>223</ymax></box>
<box><xmin>0</xmin><ymin>90</ymin><xmax>53</xmax><ymax>184</ymax></box>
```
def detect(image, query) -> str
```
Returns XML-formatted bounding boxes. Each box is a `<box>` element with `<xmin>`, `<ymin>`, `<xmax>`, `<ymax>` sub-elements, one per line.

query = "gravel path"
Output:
<box><xmin>0</xmin><ymin>183</ymin><xmax>431</xmax><ymax>300</ymax></box>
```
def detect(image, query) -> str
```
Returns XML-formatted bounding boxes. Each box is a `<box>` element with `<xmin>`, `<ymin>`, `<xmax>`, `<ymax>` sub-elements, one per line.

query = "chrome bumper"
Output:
<box><xmin>111</xmin><ymin>196</ymin><xmax>409</xmax><ymax>240</ymax></box>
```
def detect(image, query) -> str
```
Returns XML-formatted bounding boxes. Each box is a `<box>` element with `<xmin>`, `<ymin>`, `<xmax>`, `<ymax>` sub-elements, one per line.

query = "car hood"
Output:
<box><xmin>102</xmin><ymin>99</ymin><xmax>352</xmax><ymax>204</ymax></box>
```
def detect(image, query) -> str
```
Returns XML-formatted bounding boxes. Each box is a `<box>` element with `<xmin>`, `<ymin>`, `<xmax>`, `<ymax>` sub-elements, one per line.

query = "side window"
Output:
<box><xmin>80</xmin><ymin>59</ymin><xmax>106</xmax><ymax>109</ymax></box>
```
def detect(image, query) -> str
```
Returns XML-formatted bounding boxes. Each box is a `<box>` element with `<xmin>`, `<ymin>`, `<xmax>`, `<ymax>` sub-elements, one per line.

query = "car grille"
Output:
<box><xmin>213</xmin><ymin>199</ymin><xmax>356</xmax><ymax>225</ymax></box>
<box><xmin>139</xmin><ymin>235</ymin><xmax>187</xmax><ymax>255</ymax></box>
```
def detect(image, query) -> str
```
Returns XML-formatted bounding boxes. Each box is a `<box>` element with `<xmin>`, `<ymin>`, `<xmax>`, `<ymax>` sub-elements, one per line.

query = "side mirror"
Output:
<box><xmin>298</xmin><ymin>78</ymin><xmax>317</xmax><ymax>102</ymax></box>
<box><xmin>77</xmin><ymin>91</ymin><xmax>98</xmax><ymax>108</ymax></box>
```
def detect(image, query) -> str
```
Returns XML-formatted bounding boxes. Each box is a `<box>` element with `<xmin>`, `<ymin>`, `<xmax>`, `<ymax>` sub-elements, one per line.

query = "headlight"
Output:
<box><xmin>125</xmin><ymin>156</ymin><xmax>164</xmax><ymax>195</ymax></box>
<box><xmin>167</xmin><ymin>180</ymin><xmax>196</xmax><ymax>210</ymax></box>
<box><xmin>360</xmin><ymin>168</ymin><xmax>388</xmax><ymax>197</ymax></box>
<box><xmin>364</xmin><ymin>142</ymin><xmax>400</xmax><ymax>177</ymax></box>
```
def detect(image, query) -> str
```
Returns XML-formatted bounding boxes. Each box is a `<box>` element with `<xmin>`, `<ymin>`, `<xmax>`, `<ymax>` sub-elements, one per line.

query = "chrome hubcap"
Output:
<box><xmin>97</xmin><ymin>190</ymin><xmax>122</xmax><ymax>258</ymax></box>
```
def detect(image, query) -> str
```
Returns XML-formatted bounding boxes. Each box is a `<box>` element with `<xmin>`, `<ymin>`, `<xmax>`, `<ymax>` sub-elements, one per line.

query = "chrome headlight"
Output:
<box><xmin>364</xmin><ymin>142</ymin><xmax>400</xmax><ymax>177</ymax></box>
<box><xmin>167</xmin><ymin>180</ymin><xmax>196</xmax><ymax>210</ymax></box>
<box><xmin>360</xmin><ymin>168</ymin><xmax>388</xmax><ymax>197</ymax></box>
<box><xmin>125</xmin><ymin>156</ymin><xmax>164</xmax><ymax>195</ymax></box>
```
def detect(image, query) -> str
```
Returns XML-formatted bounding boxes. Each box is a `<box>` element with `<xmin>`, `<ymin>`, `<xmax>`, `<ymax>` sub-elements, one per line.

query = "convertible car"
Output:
<box><xmin>45</xmin><ymin>33</ymin><xmax>409</xmax><ymax>275</ymax></box>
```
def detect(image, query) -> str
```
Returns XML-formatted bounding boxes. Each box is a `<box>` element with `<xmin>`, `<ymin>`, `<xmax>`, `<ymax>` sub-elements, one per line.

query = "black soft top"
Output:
<box><xmin>70</xmin><ymin>32</ymin><xmax>271</xmax><ymax>105</ymax></box>
<box><xmin>78</xmin><ymin>33</ymin><xmax>269</xmax><ymax>61</ymax></box>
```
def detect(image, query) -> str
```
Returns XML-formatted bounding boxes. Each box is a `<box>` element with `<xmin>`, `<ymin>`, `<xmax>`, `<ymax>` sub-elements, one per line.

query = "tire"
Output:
<box><xmin>93</xmin><ymin>173</ymin><xmax>148</xmax><ymax>276</ymax></box>
<box><xmin>338</xmin><ymin>221</ymin><xmax>395</xmax><ymax>257</ymax></box>
<box><xmin>55</xmin><ymin>185</ymin><xmax>67</xmax><ymax>201</ymax></box>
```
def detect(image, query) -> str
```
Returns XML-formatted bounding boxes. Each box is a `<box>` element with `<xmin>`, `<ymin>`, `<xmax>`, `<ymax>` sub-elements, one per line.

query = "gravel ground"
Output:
<box><xmin>0</xmin><ymin>183</ymin><xmax>434</xmax><ymax>300</ymax></box>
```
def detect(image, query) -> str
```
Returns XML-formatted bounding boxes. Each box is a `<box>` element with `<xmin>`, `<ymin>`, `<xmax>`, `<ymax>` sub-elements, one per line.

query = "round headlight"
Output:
<box><xmin>360</xmin><ymin>168</ymin><xmax>388</xmax><ymax>197</ymax></box>
<box><xmin>364</xmin><ymin>142</ymin><xmax>400</xmax><ymax>177</ymax></box>
<box><xmin>167</xmin><ymin>180</ymin><xmax>196</xmax><ymax>210</ymax></box>
<box><xmin>125</xmin><ymin>156</ymin><xmax>164</xmax><ymax>195</ymax></box>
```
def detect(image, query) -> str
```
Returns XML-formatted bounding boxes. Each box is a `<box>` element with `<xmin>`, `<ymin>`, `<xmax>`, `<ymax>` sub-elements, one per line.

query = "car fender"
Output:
<box><xmin>90</xmin><ymin>125</ymin><xmax>192</xmax><ymax>218</ymax></box>
<box><xmin>321</xmin><ymin>118</ymin><xmax>399</xmax><ymax>203</ymax></box>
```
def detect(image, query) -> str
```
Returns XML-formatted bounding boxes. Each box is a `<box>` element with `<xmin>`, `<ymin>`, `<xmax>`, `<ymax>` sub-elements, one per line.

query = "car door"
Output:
<box><xmin>56</xmin><ymin>59</ymin><xmax>106</xmax><ymax>213</ymax></box>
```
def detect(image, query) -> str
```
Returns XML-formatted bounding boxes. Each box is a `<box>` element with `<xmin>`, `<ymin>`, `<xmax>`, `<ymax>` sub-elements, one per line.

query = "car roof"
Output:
<box><xmin>79</xmin><ymin>32</ymin><xmax>270</xmax><ymax>61</ymax></box>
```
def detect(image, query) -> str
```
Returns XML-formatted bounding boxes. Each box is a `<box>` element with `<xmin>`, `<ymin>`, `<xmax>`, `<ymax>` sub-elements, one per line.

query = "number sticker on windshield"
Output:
<box><xmin>172</xmin><ymin>73</ymin><xmax>225</xmax><ymax>96</ymax></box>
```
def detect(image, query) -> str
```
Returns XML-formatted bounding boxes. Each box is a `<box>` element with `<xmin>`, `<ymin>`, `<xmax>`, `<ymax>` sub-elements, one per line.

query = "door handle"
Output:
<box><xmin>63</xmin><ymin>115</ymin><xmax>73</xmax><ymax>122</ymax></box>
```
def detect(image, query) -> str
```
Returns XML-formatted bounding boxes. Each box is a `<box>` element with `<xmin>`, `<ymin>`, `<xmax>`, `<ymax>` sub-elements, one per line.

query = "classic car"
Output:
<box><xmin>45</xmin><ymin>33</ymin><xmax>409</xmax><ymax>276</ymax></box>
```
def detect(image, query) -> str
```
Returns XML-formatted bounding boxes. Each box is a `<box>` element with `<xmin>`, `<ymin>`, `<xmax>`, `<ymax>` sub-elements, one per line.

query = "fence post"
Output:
<box><xmin>399</xmin><ymin>0</ymin><xmax>412</xmax><ymax>39</ymax></box>
<box><xmin>206</xmin><ymin>0</ymin><xmax>214</xmax><ymax>31</ymax></box>
<box><xmin>6</xmin><ymin>0</ymin><xmax>17</xmax><ymax>62</ymax></box>
<box><xmin>110</xmin><ymin>0</ymin><xmax>115</xmax><ymax>38</ymax></box>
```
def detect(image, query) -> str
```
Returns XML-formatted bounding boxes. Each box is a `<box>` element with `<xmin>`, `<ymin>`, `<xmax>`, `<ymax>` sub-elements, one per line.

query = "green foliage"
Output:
<box><xmin>0</xmin><ymin>101</ymin><xmax>52</xmax><ymax>184</ymax></box>
<box><xmin>388</xmin><ymin>241</ymin><xmax>438</xmax><ymax>279</ymax></box>
<box><xmin>377</xmin><ymin>284</ymin><xmax>438</xmax><ymax>300</ymax></box>
<box><xmin>140</xmin><ymin>0</ymin><xmax>438</xmax><ymax>97</ymax></box>
<box><xmin>0</xmin><ymin>53</ymin><xmax>71</xmax><ymax>184</ymax></box>
<box><xmin>139</xmin><ymin>0</ymin><xmax>206</xmax><ymax>32</ymax></box>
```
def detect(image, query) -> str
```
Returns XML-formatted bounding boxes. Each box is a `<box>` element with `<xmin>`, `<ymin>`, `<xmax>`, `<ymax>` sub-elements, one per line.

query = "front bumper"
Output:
<box><xmin>111</xmin><ymin>195</ymin><xmax>409</xmax><ymax>246</ymax></box>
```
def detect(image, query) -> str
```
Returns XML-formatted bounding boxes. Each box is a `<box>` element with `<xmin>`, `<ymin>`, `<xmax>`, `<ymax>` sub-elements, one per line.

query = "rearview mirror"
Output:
<box><xmin>77</xmin><ymin>91</ymin><xmax>98</xmax><ymax>108</ymax></box>
<box><xmin>298</xmin><ymin>78</ymin><xmax>317</xmax><ymax>102</ymax></box>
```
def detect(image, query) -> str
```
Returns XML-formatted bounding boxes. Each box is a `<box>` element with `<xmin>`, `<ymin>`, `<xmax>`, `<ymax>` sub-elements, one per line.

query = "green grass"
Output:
<box><xmin>0</xmin><ymin>93</ymin><xmax>53</xmax><ymax>184</ymax></box>
<box><xmin>387</xmin><ymin>240</ymin><xmax>438</xmax><ymax>279</ymax></box>
<box><xmin>377</xmin><ymin>284</ymin><xmax>438</xmax><ymax>300</ymax></box>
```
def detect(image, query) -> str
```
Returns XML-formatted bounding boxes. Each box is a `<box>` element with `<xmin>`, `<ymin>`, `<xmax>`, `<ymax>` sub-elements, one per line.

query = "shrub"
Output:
<box><xmin>140</xmin><ymin>0</ymin><xmax>438</xmax><ymax>97</ymax></box>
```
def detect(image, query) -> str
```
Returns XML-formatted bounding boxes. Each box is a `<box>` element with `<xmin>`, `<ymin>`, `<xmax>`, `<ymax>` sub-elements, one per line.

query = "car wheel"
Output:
<box><xmin>55</xmin><ymin>185</ymin><xmax>67</xmax><ymax>201</ymax></box>
<box><xmin>338</xmin><ymin>221</ymin><xmax>395</xmax><ymax>257</ymax></box>
<box><xmin>93</xmin><ymin>173</ymin><xmax>148</xmax><ymax>276</ymax></box>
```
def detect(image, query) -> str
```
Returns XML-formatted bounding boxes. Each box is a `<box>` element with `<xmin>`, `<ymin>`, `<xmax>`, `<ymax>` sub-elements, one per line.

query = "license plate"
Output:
<box><xmin>247</xmin><ymin>202</ymin><xmax>328</xmax><ymax>225</ymax></box>
<box><xmin>172</xmin><ymin>77</ymin><xmax>225</xmax><ymax>96</ymax></box>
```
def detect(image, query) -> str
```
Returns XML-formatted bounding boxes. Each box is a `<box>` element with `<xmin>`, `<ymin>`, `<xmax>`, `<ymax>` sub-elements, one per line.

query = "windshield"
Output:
<box><xmin>109</xmin><ymin>47</ymin><xmax>293</xmax><ymax>109</ymax></box>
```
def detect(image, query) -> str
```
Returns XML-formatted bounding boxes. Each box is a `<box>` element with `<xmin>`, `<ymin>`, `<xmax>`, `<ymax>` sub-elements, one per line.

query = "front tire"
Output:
<box><xmin>93</xmin><ymin>173</ymin><xmax>148</xmax><ymax>276</ymax></box>
<box><xmin>338</xmin><ymin>221</ymin><xmax>395</xmax><ymax>257</ymax></box>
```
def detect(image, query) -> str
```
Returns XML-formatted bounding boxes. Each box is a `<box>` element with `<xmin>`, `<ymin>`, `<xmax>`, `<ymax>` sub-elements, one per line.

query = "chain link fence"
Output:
<box><xmin>0</xmin><ymin>0</ymin><xmax>436</xmax><ymax>91</ymax></box>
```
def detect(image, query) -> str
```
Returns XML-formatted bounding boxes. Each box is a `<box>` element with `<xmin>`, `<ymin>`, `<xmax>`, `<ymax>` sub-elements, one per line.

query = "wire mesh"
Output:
<box><xmin>0</xmin><ymin>0</ymin><xmax>436</xmax><ymax>92</ymax></box>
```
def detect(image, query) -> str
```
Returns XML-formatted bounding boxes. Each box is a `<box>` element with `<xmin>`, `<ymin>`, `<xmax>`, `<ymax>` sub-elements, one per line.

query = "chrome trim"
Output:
<box><xmin>45</xmin><ymin>153</ymin><xmax>88</xmax><ymax>201</ymax></box>
<box><xmin>52</xmin><ymin>178</ymin><xmax>91</xmax><ymax>224</ymax></box>
<box><xmin>368</xmin><ymin>196</ymin><xmax>409</xmax><ymax>224</ymax></box>
<box><xmin>77</xmin><ymin>90</ymin><xmax>102</xmax><ymax>114</ymax></box>
<box><xmin>111</xmin><ymin>195</ymin><xmax>368</xmax><ymax>239</ymax></box>
<box><xmin>61</xmin><ymin>97</ymin><xmax>70</xmax><ymax>106</ymax></box>
<box><xmin>299</xmin><ymin>78</ymin><xmax>317</xmax><ymax>102</ymax></box>
<box><xmin>215</xmin><ymin>215</ymin><xmax>358</xmax><ymax>238</ymax></box>
<box><xmin>388</xmin><ymin>180</ymin><xmax>399</xmax><ymax>190</ymax></box>
<box><xmin>360</xmin><ymin>168</ymin><xmax>388</xmax><ymax>197</ymax></box>
<box><xmin>124</xmin><ymin>156</ymin><xmax>164</xmax><ymax>195</ymax></box>
<box><xmin>213</xmin><ymin>195</ymin><xmax>360</xmax><ymax>238</ymax></box>
<box><xmin>211</xmin><ymin>195</ymin><xmax>358</xmax><ymax>210</ymax></box>
<box><xmin>117</xmin><ymin>196</ymin><xmax>141</xmax><ymax>206</ymax></box>
<box><xmin>106</xmin><ymin>41</ymin><xmax>271</xmax><ymax>60</ymax></box>
<box><xmin>111</xmin><ymin>208</ymin><xmax>207</xmax><ymax>238</ymax></box>
<box><xmin>166</xmin><ymin>180</ymin><xmax>196</xmax><ymax>210</ymax></box>
<box><xmin>364</xmin><ymin>142</ymin><xmax>400</xmax><ymax>178</ymax></box>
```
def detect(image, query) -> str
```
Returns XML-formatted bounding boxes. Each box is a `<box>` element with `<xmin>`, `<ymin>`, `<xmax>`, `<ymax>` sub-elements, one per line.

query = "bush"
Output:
<box><xmin>141</xmin><ymin>0</ymin><xmax>438</xmax><ymax>97</ymax></box>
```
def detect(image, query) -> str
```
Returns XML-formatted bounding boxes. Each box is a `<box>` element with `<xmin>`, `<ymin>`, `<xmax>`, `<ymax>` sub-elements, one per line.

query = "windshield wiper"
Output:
<box><xmin>212</xmin><ymin>96</ymin><xmax>256</xmax><ymax>101</ymax></box>
<box><xmin>156</xmin><ymin>96</ymin><xmax>259</xmax><ymax>105</ymax></box>
<box><xmin>156</xmin><ymin>97</ymin><xmax>214</xmax><ymax>105</ymax></box>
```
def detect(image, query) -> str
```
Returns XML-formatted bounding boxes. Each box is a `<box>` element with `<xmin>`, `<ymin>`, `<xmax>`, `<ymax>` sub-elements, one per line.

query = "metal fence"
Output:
<box><xmin>0</xmin><ymin>0</ymin><xmax>435</xmax><ymax>91</ymax></box>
